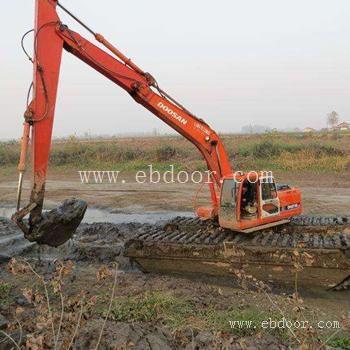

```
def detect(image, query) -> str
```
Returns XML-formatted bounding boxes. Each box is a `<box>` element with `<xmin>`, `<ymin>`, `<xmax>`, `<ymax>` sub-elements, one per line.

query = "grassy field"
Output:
<box><xmin>1</xmin><ymin>131</ymin><xmax>349</xmax><ymax>174</ymax></box>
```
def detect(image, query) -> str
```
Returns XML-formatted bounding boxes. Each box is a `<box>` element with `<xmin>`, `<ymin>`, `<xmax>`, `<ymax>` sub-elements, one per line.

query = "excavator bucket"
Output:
<box><xmin>14</xmin><ymin>199</ymin><xmax>87</xmax><ymax>248</ymax></box>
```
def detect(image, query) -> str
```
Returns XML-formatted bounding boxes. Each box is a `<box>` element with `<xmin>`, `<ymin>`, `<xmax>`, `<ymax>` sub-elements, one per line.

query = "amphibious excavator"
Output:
<box><xmin>12</xmin><ymin>0</ymin><xmax>349</xmax><ymax>289</ymax></box>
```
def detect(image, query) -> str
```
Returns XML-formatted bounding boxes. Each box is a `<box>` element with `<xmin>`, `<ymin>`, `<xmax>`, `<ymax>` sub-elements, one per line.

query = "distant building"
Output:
<box><xmin>334</xmin><ymin>121</ymin><xmax>350</xmax><ymax>131</ymax></box>
<box><xmin>303</xmin><ymin>127</ymin><xmax>316</xmax><ymax>133</ymax></box>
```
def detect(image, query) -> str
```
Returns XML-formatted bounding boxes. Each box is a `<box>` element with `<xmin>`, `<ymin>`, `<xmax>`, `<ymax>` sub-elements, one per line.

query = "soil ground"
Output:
<box><xmin>0</xmin><ymin>167</ymin><xmax>349</xmax><ymax>349</ymax></box>
<box><xmin>1</xmin><ymin>169</ymin><xmax>350</xmax><ymax>215</ymax></box>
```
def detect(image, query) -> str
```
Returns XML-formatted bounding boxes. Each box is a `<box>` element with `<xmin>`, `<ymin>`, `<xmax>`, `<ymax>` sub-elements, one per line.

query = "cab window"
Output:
<box><xmin>261</xmin><ymin>181</ymin><xmax>277</xmax><ymax>200</ymax></box>
<box><xmin>221</xmin><ymin>179</ymin><xmax>236</xmax><ymax>207</ymax></box>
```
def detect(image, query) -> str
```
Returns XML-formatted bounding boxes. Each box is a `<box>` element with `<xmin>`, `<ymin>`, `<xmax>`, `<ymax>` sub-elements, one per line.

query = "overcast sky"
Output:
<box><xmin>1</xmin><ymin>0</ymin><xmax>350</xmax><ymax>139</ymax></box>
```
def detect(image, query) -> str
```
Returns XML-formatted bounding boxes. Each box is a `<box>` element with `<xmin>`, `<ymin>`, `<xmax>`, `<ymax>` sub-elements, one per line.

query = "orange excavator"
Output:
<box><xmin>12</xmin><ymin>0</ymin><xmax>303</xmax><ymax>247</ymax></box>
<box><xmin>11</xmin><ymin>0</ymin><xmax>350</xmax><ymax>290</ymax></box>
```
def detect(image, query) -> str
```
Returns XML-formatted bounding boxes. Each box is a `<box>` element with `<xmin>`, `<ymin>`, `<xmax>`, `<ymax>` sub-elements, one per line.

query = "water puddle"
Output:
<box><xmin>84</xmin><ymin>208</ymin><xmax>193</xmax><ymax>224</ymax></box>
<box><xmin>0</xmin><ymin>206</ymin><xmax>193</xmax><ymax>225</ymax></box>
<box><xmin>0</xmin><ymin>207</ymin><xmax>15</xmax><ymax>219</ymax></box>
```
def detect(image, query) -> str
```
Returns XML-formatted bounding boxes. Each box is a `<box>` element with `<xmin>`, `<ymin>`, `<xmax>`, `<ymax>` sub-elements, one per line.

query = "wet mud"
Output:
<box><xmin>25</xmin><ymin>198</ymin><xmax>87</xmax><ymax>247</ymax></box>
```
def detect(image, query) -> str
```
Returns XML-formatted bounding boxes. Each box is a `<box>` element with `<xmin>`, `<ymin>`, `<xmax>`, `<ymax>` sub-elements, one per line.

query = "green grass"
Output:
<box><xmin>106</xmin><ymin>291</ymin><xmax>350</xmax><ymax>347</ymax></box>
<box><xmin>1</xmin><ymin>131</ymin><xmax>349</xmax><ymax>174</ymax></box>
<box><xmin>198</xmin><ymin>304</ymin><xmax>285</xmax><ymax>338</ymax></box>
<box><xmin>0</xmin><ymin>282</ymin><xmax>13</xmax><ymax>308</ymax></box>
<box><xmin>110</xmin><ymin>292</ymin><xmax>194</xmax><ymax>327</ymax></box>
<box><xmin>326</xmin><ymin>336</ymin><xmax>350</xmax><ymax>349</ymax></box>
<box><xmin>108</xmin><ymin>291</ymin><xmax>285</xmax><ymax>338</ymax></box>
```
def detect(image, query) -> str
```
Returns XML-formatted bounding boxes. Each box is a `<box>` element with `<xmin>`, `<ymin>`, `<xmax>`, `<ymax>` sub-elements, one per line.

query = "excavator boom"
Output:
<box><xmin>13</xmin><ymin>0</ymin><xmax>232</xmax><ymax>245</ymax></box>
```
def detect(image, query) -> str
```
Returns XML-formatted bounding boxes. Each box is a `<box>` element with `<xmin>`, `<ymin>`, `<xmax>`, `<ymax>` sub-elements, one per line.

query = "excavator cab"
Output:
<box><xmin>218</xmin><ymin>173</ymin><xmax>300</xmax><ymax>233</ymax></box>
<box><xmin>219</xmin><ymin>178</ymin><xmax>239</xmax><ymax>227</ymax></box>
<box><xmin>260</xmin><ymin>179</ymin><xmax>280</xmax><ymax>218</ymax></box>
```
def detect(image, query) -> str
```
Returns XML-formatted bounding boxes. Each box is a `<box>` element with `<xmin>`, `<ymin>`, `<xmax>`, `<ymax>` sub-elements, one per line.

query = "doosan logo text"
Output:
<box><xmin>157</xmin><ymin>102</ymin><xmax>188</xmax><ymax>125</ymax></box>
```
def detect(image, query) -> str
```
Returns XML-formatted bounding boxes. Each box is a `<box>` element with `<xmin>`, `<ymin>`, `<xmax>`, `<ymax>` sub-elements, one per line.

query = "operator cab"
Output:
<box><xmin>218</xmin><ymin>173</ymin><xmax>292</xmax><ymax>232</ymax></box>
<box><xmin>240</xmin><ymin>179</ymin><xmax>258</xmax><ymax>219</ymax></box>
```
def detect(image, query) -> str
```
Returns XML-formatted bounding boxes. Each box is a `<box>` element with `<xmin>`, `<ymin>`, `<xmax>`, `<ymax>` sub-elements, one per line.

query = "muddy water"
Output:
<box><xmin>84</xmin><ymin>208</ymin><xmax>193</xmax><ymax>224</ymax></box>
<box><xmin>0</xmin><ymin>204</ymin><xmax>193</xmax><ymax>264</ymax></box>
<box><xmin>0</xmin><ymin>207</ymin><xmax>15</xmax><ymax>219</ymax></box>
<box><xmin>0</xmin><ymin>205</ymin><xmax>194</xmax><ymax>224</ymax></box>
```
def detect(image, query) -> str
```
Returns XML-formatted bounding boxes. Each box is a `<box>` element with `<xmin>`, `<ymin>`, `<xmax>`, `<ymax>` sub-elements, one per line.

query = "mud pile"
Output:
<box><xmin>0</xmin><ymin>217</ymin><xmax>151</xmax><ymax>269</ymax></box>
<box><xmin>68</xmin><ymin>222</ymin><xmax>152</xmax><ymax>267</ymax></box>
<box><xmin>1</xmin><ymin>214</ymin><xmax>350</xmax><ymax>290</ymax></box>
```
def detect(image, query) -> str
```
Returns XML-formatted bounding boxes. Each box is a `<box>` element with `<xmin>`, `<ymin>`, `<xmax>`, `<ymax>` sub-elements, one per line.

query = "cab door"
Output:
<box><xmin>219</xmin><ymin>178</ymin><xmax>238</xmax><ymax>229</ymax></box>
<box><xmin>259</xmin><ymin>178</ymin><xmax>280</xmax><ymax>218</ymax></box>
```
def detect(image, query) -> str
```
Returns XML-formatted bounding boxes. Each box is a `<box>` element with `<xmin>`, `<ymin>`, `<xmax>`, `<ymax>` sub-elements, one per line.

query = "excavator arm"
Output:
<box><xmin>12</xmin><ymin>0</ymin><xmax>233</xmax><ymax>246</ymax></box>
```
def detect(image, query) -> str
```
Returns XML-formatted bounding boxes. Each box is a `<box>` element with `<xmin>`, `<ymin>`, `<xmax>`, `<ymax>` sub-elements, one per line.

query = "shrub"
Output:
<box><xmin>237</xmin><ymin>140</ymin><xmax>343</xmax><ymax>159</ymax></box>
<box><xmin>0</xmin><ymin>143</ymin><xmax>19</xmax><ymax>165</ymax></box>
<box><xmin>156</xmin><ymin>145</ymin><xmax>177</xmax><ymax>161</ymax></box>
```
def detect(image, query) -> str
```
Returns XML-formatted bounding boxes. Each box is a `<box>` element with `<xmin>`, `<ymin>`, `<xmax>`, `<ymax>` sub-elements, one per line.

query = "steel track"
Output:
<box><xmin>125</xmin><ymin>215</ymin><xmax>350</xmax><ymax>291</ymax></box>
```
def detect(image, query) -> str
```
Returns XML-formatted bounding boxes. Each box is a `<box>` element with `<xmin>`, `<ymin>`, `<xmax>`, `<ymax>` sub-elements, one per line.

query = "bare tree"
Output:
<box><xmin>327</xmin><ymin>111</ymin><xmax>339</xmax><ymax>129</ymax></box>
